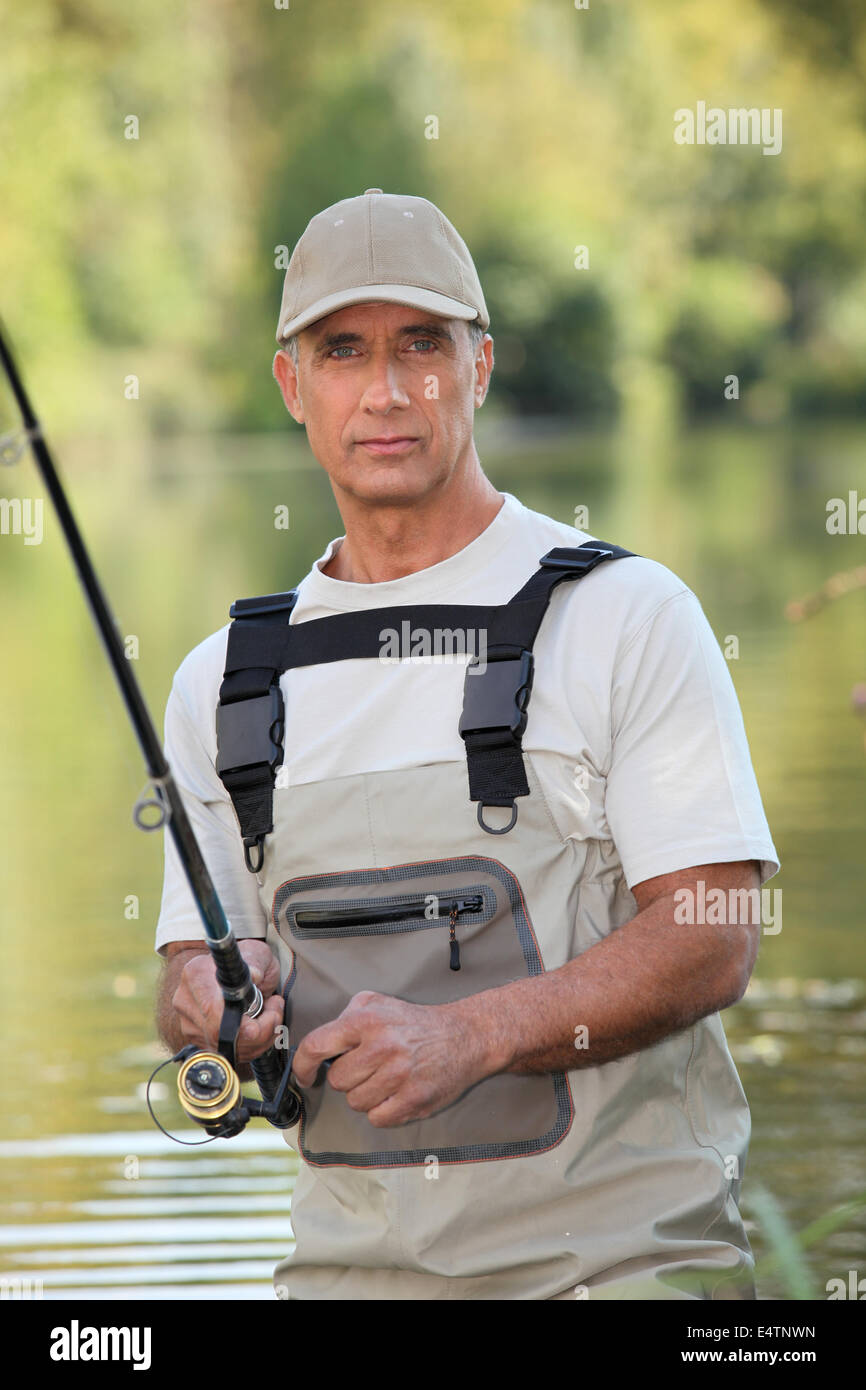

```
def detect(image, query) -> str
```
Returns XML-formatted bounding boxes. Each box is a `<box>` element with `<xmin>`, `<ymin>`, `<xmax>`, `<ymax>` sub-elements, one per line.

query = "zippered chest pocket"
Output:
<box><xmin>272</xmin><ymin>856</ymin><xmax>573</xmax><ymax>1169</ymax></box>
<box><xmin>290</xmin><ymin>889</ymin><xmax>488</xmax><ymax>973</ymax></box>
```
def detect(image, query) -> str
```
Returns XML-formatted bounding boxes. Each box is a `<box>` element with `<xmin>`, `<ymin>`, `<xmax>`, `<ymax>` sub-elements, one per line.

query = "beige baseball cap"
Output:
<box><xmin>276</xmin><ymin>189</ymin><xmax>489</xmax><ymax>343</ymax></box>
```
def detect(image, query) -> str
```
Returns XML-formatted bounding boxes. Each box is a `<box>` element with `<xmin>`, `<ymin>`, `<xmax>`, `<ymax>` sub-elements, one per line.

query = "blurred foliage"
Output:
<box><xmin>0</xmin><ymin>0</ymin><xmax>865</xmax><ymax>439</ymax></box>
<box><xmin>749</xmin><ymin>1183</ymin><xmax>866</xmax><ymax>1299</ymax></box>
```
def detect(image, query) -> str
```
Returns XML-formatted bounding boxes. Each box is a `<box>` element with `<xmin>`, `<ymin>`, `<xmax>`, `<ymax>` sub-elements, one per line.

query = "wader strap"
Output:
<box><xmin>222</xmin><ymin>604</ymin><xmax>500</xmax><ymax>672</ymax></box>
<box><xmin>216</xmin><ymin>590</ymin><xmax>298</xmax><ymax>871</ymax></box>
<box><xmin>457</xmin><ymin>543</ymin><xmax>635</xmax><ymax>831</ymax></box>
<box><xmin>215</xmin><ymin>541</ymin><xmax>636</xmax><ymax>863</ymax></box>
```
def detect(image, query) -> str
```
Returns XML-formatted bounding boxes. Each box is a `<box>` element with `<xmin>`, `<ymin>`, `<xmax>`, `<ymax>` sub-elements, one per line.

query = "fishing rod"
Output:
<box><xmin>0</xmin><ymin>320</ymin><xmax>301</xmax><ymax>1139</ymax></box>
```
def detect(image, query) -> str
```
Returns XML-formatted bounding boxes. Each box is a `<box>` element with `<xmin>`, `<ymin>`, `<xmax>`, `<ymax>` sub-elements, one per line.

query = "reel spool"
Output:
<box><xmin>177</xmin><ymin>1050</ymin><xmax>250</xmax><ymax>1138</ymax></box>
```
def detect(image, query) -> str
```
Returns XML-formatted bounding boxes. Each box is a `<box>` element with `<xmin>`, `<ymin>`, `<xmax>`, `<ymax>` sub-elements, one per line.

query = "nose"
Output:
<box><xmin>359</xmin><ymin>353</ymin><xmax>411</xmax><ymax>414</ymax></box>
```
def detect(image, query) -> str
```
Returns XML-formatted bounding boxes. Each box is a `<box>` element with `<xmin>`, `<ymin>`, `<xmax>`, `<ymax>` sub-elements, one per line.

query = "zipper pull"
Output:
<box><xmin>448</xmin><ymin>905</ymin><xmax>461</xmax><ymax>971</ymax></box>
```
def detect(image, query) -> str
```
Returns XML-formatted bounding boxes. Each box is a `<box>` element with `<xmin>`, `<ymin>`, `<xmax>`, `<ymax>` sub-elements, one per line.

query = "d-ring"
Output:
<box><xmin>477</xmin><ymin>801</ymin><xmax>518</xmax><ymax>835</ymax></box>
<box><xmin>243</xmin><ymin>836</ymin><xmax>265</xmax><ymax>873</ymax></box>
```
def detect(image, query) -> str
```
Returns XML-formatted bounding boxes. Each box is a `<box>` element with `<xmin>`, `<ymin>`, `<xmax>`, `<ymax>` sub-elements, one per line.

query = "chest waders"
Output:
<box><xmin>215</xmin><ymin>542</ymin><xmax>755</xmax><ymax>1300</ymax></box>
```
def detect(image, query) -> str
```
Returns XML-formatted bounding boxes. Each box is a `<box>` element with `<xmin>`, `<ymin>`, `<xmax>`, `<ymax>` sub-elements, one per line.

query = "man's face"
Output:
<box><xmin>273</xmin><ymin>301</ymin><xmax>493</xmax><ymax>507</ymax></box>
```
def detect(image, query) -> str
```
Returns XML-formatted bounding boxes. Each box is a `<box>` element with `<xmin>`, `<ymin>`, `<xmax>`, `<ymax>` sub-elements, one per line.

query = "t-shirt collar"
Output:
<box><xmin>300</xmin><ymin>491</ymin><xmax>522</xmax><ymax>610</ymax></box>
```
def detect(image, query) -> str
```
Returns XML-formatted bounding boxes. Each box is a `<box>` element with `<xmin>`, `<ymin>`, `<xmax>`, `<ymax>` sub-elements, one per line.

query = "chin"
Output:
<box><xmin>335</xmin><ymin>460</ymin><xmax>447</xmax><ymax>506</ymax></box>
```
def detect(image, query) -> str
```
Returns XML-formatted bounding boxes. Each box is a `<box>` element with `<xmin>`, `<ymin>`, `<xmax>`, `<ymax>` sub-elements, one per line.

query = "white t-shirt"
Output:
<box><xmin>155</xmin><ymin>491</ymin><xmax>779</xmax><ymax>951</ymax></box>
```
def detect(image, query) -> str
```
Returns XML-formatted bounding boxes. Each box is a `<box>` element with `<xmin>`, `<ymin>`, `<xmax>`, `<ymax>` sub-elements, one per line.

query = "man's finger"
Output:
<box><xmin>325</xmin><ymin>1048</ymin><xmax>382</xmax><ymax>1095</ymax></box>
<box><xmin>341</xmin><ymin>1070</ymin><xmax>402</xmax><ymax>1115</ymax></box>
<box><xmin>235</xmin><ymin>997</ymin><xmax>286</xmax><ymax>1061</ymax></box>
<box><xmin>365</xmin><ymin>1092</ymin><xmax>418</xmax><ymax>1129</ymax></box>
<box><xmin>292</xmin><ymin>1019</ymin><xmax>362</xmax><ymax>1085</ymax></box>
<box><xmin>246</xmin><ymin>962</ymin><xmax>281</xmax><ymax>995</ymax></box>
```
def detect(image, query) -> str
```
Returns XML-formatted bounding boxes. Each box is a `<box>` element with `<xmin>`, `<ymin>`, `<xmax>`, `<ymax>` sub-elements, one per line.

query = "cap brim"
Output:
<box><xmin>277</xmin><ymin>284</ymin><xmax>484</xmax><ymax>341</ymax></box>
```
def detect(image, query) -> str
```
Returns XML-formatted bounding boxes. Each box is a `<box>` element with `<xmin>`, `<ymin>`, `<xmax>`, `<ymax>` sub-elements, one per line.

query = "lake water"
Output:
<box><xmin>1</xmin><ymin>420</ymin><xmax>864</xmax><ymax>1299</ymax></box>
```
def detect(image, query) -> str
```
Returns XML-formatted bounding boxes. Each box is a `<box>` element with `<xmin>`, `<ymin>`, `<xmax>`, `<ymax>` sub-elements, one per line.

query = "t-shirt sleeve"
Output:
<box><xmin>605</xmin><ymin>587</ymin><xmax>780</xmax><ymax>891</ymax></box>
<box><xmin>154</xmin><ymin>677</ymin><xmax>268</xmax><ymax>954</ymax></box>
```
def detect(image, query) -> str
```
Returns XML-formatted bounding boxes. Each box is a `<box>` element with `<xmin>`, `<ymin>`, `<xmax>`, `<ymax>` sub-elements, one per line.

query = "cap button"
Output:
<box><xmin>364</xmin><ymin>188</ymin><xmax>383</xmax><ymax>195</ymax></box>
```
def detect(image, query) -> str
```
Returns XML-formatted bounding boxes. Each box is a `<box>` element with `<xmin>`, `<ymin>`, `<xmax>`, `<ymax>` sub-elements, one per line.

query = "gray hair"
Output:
<box><xmin>281</xmin><ymin>318</ymin><xmax>487</xmax><ymax>366</ymax></box>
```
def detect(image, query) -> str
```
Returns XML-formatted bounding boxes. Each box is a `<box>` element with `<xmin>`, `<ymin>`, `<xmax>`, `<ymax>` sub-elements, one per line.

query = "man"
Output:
<box><xmin>156</xmin><ymin>189</ymin><xmax>779</xmax><ymax>1301</ymax></box>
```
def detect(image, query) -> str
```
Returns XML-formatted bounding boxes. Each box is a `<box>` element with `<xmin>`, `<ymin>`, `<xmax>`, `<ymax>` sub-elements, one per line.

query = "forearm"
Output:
<box><xmin>447</xmin><ymin>890</ymin><xmax>756</xmax><ymax>1076</ymax></box>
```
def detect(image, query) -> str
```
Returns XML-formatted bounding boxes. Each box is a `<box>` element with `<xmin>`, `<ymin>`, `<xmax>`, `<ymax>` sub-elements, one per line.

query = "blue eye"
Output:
<box><xmin>330</xmin><ymin>345</ymin><xmax>358</xmax><ymax>359</ymax></box>
<box><xmin>410</xmin><ymin>339</ymin><xmax>436</xmax><ymax>352</ymax></box>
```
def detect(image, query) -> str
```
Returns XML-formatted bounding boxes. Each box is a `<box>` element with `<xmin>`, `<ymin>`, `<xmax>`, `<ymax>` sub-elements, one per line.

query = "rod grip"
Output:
<box><xmin>211</xmin><ymin>937</ymin><xmax>300</xmax><ymax>1123</ymax></box>
<box><xmin>212</xmin><ymin>937</ymin><xmax>257</xmax><ymax>1004</ymax></box>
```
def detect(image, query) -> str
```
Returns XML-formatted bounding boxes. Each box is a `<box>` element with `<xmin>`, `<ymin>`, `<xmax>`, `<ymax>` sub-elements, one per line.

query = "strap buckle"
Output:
<box><xmin>215</xmin><ymin>685</ymin><xmax>284</xmax><ymax>874</ymax></box>
<box><xmin>458</xmin><ymin>647</ymin><xmax>534</xmax><ymax>742</ymax></box>
<box><xmin>228</xmin><ymin>591</ymin><xmax>298</xmax><ymax>620</ymax></box>
<box><xmin>539</xmin><ymin>546</ymin><xmax>613</xmax><ymax>573</ymax></box>
<box><xmin>215</xmin><ymin>685</ymin><xmax>284</xmax><ymax>779</ymax></box>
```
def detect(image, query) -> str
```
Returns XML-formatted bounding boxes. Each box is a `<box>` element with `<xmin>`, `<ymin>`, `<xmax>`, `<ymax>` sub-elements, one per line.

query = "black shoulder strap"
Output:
<box><xmin>456</xmin><ymin>543</ymin><xmax>634</xmax><ymax>832</ymax></box>
<box><xmin>216</xmin><ymin>590</ymin><xmax>298</xmax><ymax>872</ymax></box>
<box><xmin>215</xmin><ymin>541</ymin><xmax>636</xmax><ymax>867</ymax></box>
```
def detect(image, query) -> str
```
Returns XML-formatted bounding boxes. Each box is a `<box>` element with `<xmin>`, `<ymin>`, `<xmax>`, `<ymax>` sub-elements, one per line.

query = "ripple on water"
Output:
<box><xmin>0</xmin><ymin>1131</ymin><xmax>297</xmax><ymax>1300</ymax></box>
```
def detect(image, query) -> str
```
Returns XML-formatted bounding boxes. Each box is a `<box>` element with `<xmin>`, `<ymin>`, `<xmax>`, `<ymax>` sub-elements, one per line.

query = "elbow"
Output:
<box><xmin>714</xmin><ymin>926</ymin><xmax>759</xmax><ymax>1010</ymax></box>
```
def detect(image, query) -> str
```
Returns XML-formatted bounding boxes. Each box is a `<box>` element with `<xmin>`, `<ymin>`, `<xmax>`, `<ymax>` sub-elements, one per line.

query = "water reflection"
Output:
<box><xmin>0</xmin><ymin>1132</ymin><xmax>296</xmax><ymax>1300</ymax></box>
<box><xmin>0</xmin><ymin>979</ymin><xmax>862</xmax><ymax>1301</ymax></box>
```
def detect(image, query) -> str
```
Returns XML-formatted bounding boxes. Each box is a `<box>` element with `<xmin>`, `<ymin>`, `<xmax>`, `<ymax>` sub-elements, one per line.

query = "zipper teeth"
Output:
<box><xmin>294</xmin><ymin>894</ymin><xmax>484</xmax><ymax>929</ymax></box>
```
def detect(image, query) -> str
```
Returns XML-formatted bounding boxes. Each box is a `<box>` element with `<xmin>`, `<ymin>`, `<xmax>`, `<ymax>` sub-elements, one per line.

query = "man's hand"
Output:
<box><xmin>292</xmin><ymin>860</ymin><xmax>764</xmax><ymax>1106</ymax></box>
<box><xmin>291</xmin><ymin>990</ymin><xmax>492</xmax><ymax>1128</ymax></box>
<box><xmin>159</xmin><ymin>939</ymin><xmax>284</xmax><ymax>1065</ymax></box>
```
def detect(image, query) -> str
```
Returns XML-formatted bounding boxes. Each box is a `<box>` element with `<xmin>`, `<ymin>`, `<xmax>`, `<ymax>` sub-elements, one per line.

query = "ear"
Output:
<box><xmin>273</xmin><ymin>349</ymin><xmax>305</xmax><ymax>423</ymax></box>
<box><xmin>473</xmin><ymin>333</ymin><xmax>494</xmax><ymax>409</ymax></box>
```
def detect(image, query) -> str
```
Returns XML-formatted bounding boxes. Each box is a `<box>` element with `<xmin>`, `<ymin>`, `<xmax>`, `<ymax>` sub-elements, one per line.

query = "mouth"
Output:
<box><xmin>356</xmin><ymin>436</ymin><xmax>420</xmax><ymax>456</ymax></box>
